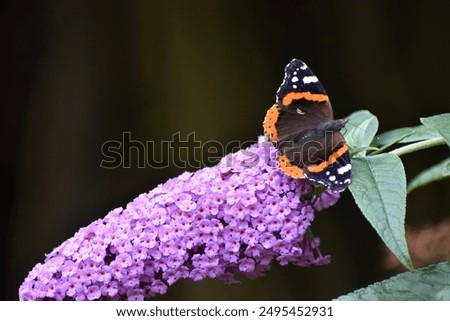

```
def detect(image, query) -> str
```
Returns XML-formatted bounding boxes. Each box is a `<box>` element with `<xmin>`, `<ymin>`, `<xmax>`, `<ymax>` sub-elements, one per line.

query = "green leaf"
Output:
<box><xmin>349</xmin><ymin>154</ymin><xmax>413</xmax><ymax>270</ymax></box>
<box><xmin>421</xmin><ymin>113</ymin><xmax>450</xmax><ymax>146</ymax></box>
<box><xmin>335</xmin><ymin>262</ymin><xmax>450</xmax><ymax>300</ymax></box>
<box><xmin>408</xmin><ymin>157</ymin><xmax>450</xmax><ymax>193</ymax></box>
<box><xmin>398</xmin><ymin>125</ymin><xmax>441</xmax><ymax>143</ymax></box>
<box><xmin>374</xmin><ymin>127</ymin><xmax>414</xmax><ymax>148</ymax></box>
<box><xmin>375</xmin><ymin>125</ymin><xmax>440</xmax><ymax>149</ymax></box>
<box><xmin>343</xmin><ymin>110</ymin><xmax>379</xmax><ymax>157</ymax></box>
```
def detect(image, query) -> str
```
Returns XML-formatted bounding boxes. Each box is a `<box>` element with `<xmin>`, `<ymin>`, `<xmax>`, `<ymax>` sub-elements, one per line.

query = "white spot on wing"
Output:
<box><xmin>329</xmin><ymin>175</ymin><xmax>336</xmax><ymax>181</ymax></box>
<box><xmin>296</xmin><ymin>108</ymin><xmax>304</xmax><ymax>115</ymax></box>
<box><xmin>300</xmin><ymin>64</ymin><xmax>308</xmax><ymax>70</ymax></box>
<box><xmin>291</xmin><ymin>76</ymin><xmax>299</xmax><ymax>83</ymax></box>
<box><xmin>292</xmin><ymin>84</ymin><xmax>297</xmax><ymax>89</ymax></box>
<box><xmin>338</xmin><ymin>164</ymin><xmax>352</xmax><ymax>175</ymax></box>
<box><xmin>326</xmin><ymin>171</ymin><xmax>330</xmax><ymax>175</ymax></box>
<box><xmin>344</xmin><ymin>178</ymin><xmax>351</xmax><ymax>184</ymax></box>
<box><xmin>303</xmin><ymin>76</ymin><xmax>318</xmax><ymax>84</ymax></box>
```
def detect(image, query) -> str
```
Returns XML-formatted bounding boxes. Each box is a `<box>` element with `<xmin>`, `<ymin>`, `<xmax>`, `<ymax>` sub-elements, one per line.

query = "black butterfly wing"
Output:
<box><xmin>303</xmin><ymin>135</ymin><xmax>352</xmax><ymax>192</ymax></box>
<box><xmin>276</xmin><ymin>58</ymin><xmax>334</xmax><ymax>120</ymax></box>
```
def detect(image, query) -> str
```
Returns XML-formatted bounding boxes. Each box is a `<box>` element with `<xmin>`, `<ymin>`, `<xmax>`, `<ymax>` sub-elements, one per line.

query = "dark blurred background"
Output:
<box><xmin>2</xmin><ymin>0</ymin><xmax>449</xmax><ymax>300</ymax></box>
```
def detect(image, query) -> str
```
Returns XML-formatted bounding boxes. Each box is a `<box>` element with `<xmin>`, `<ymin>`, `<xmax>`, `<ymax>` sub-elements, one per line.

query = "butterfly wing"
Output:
<box><xmin>276</xmin><ymin>58</ymin><xmax>334</xmax><ymax>120</ymax></box>
<box><xmin>303</xmin><ymin>134</ymin><xmax>352</xmax><ymax>192</ymax></box>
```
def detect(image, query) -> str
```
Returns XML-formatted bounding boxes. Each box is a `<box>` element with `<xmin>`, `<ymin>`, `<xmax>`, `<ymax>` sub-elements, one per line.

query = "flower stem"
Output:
<box><xmin>389</xmin><ymin>137</ymin><xmax>446</xmax><ymax>156</ymax></box>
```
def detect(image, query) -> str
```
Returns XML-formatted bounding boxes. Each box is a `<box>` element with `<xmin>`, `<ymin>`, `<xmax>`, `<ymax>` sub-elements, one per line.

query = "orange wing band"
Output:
<box><xmin>306</xmin><ymin>145</ymin><xmax>348</xmax><ymax>173</ymax></box>
<box><xmin>282</xmin><ymin>91</ymin><xmax>328</xmax><ymax>106</ymax></box>
<box><xmin>263</xmin><ymin>104</ymin><xmax>280</xmax><ymax>142</ymax></box>
<box><xmin>278</xmin><ymin>154</ymin><xmax>305</xmax><ymax>179</ymax></box>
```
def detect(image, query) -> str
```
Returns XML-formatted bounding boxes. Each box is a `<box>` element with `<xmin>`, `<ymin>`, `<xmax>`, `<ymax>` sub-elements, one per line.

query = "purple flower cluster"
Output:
<box><xmin>19</xmin><ymin>137</ymin><xmax>340</xmax><ymax>300</ymax></box>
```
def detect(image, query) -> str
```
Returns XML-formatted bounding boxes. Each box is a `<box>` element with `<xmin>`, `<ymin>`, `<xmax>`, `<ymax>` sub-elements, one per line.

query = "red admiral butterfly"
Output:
<box><xmin>263</xmin><ymin>59</ymin><xmax>351</xmax><ymax>192</ymax></box>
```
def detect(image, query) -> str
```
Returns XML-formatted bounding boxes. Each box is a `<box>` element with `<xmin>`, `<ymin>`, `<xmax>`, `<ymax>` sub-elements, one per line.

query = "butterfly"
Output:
<box><xmin>263</xmin><ymin>58</ymin><xmax>351</xmax><ymax>192</ymax></box>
